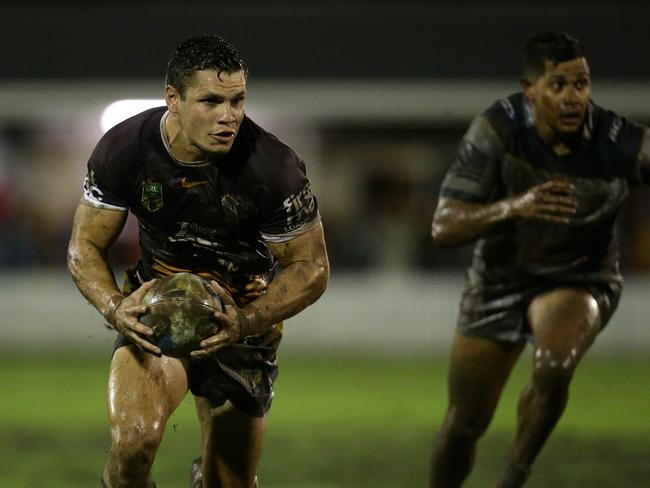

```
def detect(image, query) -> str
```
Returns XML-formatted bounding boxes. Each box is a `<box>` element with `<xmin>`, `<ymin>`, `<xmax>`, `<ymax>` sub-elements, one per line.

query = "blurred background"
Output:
<box><xmin>1</xmin><ymin>1</ymin><xmax>649</xmax><ymax>487</ymax></box>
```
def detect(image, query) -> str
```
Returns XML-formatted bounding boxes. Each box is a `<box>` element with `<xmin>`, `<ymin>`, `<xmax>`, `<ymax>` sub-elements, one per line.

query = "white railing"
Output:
<box><xmin>2</xmin><ymin>270</ymin><xmax>649</xmax><ymax>356</ymax></box>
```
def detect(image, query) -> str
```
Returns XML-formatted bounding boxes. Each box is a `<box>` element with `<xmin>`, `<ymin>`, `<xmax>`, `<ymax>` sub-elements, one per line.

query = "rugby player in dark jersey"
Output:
<box><xmin>67</xmin><ymin>34</ymin><xmax>329</xmax><ymax>488</ymax></box>
<box><xmin>429</xmin><ymin>32</ymin><xmax>650</xmax><ymax>487</ymax></box>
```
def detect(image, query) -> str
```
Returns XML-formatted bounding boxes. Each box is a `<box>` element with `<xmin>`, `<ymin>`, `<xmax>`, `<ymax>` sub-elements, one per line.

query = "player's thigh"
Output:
<box><xmin>197</xmin><ymin>397</ymin><xmax>266</xmax><ymax>478</ymax></box>
<box><xmin>527</xmin><ymin>287</ymin><xmax>601</xmax><ymax>361</ymax></box>
<box><xmin>447</xmin><ymin>333</ymin><xmax>524</xmax><ymax>419</ymax></box>
<box><xmin>108</xmin><ymin>345</ymin><xmax>190</xmax><ymax>432</ymax></box>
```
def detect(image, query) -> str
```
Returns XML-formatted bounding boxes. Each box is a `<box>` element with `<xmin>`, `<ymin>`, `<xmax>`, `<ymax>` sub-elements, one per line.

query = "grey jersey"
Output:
<box><xmin>440</xmin><ymin>93</ymin><xmax>650</xmax><ymax>288</ymax></box>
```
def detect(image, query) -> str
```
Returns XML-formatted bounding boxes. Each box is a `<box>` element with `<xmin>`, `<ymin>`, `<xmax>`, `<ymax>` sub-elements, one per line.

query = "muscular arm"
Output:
<box><xmin>431</xmin><ymin>180</ymin><xmax>578</xmax><ymax>247</ymax></box>
<box><xmin>67</xmin><ymin>202</ymin><xmax>127</xmax><ymax>315</ymax></box>
<box><xmin>243</xmin><ymin>220</ymin><xmax>329</xmax><ymax>332</ymax></box>
<box><xmin>67</xmin><ymin>202</ymin><xmax>160</xmax><ymax>353</ymax></box>
<box><xmin>193</xmin><ymin>220</ymin><xmax>329</xmax><ymax>356</ymax></box>
<box><xmin>431</xmin><ymin>197</ymin><xmax>514</xmax><ymax>247</ymax></box>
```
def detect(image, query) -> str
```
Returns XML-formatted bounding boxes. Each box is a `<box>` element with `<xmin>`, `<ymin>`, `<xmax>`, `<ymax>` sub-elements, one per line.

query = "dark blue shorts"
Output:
<box><xmin>457</xmin><ymin>278</ymin><xmax>621</xmax><ymax>343</ymax></box>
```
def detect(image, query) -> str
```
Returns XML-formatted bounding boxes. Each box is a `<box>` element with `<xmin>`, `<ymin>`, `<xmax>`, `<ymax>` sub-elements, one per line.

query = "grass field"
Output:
<box><xmin>0</xmin><ymin>351</ymin><xmax>648</xmax><ymax>487</ymax></box>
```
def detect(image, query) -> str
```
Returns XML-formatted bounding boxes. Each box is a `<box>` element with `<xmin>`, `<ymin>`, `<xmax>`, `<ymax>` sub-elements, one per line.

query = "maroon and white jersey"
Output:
<box><xmin>82</xmin><ymin>107</ymin><xmax>319</xmax><ymax>288</ymax></box>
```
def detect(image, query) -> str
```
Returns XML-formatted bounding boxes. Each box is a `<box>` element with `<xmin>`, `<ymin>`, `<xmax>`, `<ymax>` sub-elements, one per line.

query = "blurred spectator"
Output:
<box><xmin>0</xmin><ymin>124</ymin><xmax>38</xmax><ymax>266</ymax></box>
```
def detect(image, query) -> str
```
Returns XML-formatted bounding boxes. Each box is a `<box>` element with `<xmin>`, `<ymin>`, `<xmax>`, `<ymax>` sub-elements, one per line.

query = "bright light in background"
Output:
<box><xmin>100</xmin><ymin>99</ymin><xmax>164</xmax><ymax>133</ymax></box>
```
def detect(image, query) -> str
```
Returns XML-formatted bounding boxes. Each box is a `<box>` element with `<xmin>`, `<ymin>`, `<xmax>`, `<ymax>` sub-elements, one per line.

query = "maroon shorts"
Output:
<box><xmin>114</xmin><ymin>265</ymin><xmax>282</xmax><ymax>417</ymax></box>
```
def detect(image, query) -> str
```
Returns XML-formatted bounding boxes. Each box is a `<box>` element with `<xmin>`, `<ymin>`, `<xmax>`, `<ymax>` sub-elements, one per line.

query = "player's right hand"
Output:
<box><xmin>109</xmin><ymin>280</ymin><xmax>162</xmax><ymax>356</ymax></box>
<box><xmin>190</xmin><ymin>280</ymin><xmax>259</xmax><ymax>358</ymax></box>
<box><xmin>509</xmin><ymin>179</ymin><xmax>578</xmax><ymax>224</ymax></box>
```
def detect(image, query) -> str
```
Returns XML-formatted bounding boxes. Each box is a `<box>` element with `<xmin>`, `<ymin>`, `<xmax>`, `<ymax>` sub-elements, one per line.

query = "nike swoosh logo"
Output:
<box><xmin>180</xmin><ymin>177</ymin><xmax>209</xmax><ymax>189</ymax></box>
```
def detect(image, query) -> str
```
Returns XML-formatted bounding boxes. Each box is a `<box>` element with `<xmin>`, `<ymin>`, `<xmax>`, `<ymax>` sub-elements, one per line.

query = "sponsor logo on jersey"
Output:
<box><xmin>168</xmin><ymin>222</ymin><xmax>240</xmax><ymax>272</ymax></box>
<box><xmin>180</xmin><ymin>177</ymin><xmax>209</xmax><ymax>189</ymax></box>
<box><xmin>141</xmin><ymin>180</ymin><xmax>163</xmax><ymax>212</ymax></box>
<box><xmin>81</xmin><ymin>170</ymin><xmax>127</xmax><ymax>211</ymax></box>
<box><xmin>282</xmin><ymin>183</ymin><xmax>316</xmax><ymax>231</ymax></box>
<box><xmin>608</xmin><ymin>117</ymin><xmax>622</xmax><ymax>142</ymax></box>
<box><xmin>221</xmin><ymin>193</ymin><xmax>246</xmax><ymax>224</ymax></box>
<box><xmin>83</xmin><ymin>170</ymin><xmax>105</xmax><ymax>202</ymax></box>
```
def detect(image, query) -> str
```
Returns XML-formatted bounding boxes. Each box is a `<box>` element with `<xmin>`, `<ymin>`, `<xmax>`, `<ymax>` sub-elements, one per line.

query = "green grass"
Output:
<box><xmin>0</xmin><ymin>352</ymin><xmax>648</xmax><ymax>487</ymax></box>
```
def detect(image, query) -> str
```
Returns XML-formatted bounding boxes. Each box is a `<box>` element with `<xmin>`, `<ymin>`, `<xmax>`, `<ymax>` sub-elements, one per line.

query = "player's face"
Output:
<box><xmin>166</xmin><ymin>69</ymin><xmax>246</xmax><ymax>160</ymax></box>
<box><xmin>523</xmin><ymin>57</ymin><xmax>591</xmax><ymax>141</ymax></box>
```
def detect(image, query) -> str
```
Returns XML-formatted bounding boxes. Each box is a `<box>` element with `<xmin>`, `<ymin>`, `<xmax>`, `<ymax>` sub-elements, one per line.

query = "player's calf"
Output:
<box><xmin>105</xmin><ymin>428</ymin><xmax>162</xmax><ymax>487</ymax></box>
<box><xmin>493</xmin><ymin>459</ymin><xmax>531</xmax><ymax>488</ymax></box>
<box><xmin>431</xmin><ymin>408</ymin><xmax>494</xmax><ymax>487</ymax></box>
<box><xmin>189</xmin><ymin>457</ymin><xmax>260</xmax><ymax>488</ymax></box>
<box><xmin>102</xmin><ymin>476</ymin><xmax>157</xmax><ymax>488</ymax></box>
<box><xmin>438</xmin><ymin>405</ymin><xmax>494</xmax><ymax>452</ymax></box>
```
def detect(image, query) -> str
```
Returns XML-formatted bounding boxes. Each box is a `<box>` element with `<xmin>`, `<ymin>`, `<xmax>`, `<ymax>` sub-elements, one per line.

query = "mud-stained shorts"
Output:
<box><xmin>113</xmin><ymin>266</ymin><xmax>282</xmax><ymax>417</ymax></box>
<box><xmin>457</xmin><ymin>278</ymin><xmax>622</xmax><ymax>343</ymax></box>
<box><xmin>113</xmin><ymin>331</ymin><xmax>280</xmax><ymax>417</ymax></box>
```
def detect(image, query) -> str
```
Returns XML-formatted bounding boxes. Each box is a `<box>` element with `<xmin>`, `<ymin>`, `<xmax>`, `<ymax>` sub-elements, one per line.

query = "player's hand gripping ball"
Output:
<box><xmin>139</xmin><ymin>273</ymin><xmax>223</xmax><ymax>357</ymax></box>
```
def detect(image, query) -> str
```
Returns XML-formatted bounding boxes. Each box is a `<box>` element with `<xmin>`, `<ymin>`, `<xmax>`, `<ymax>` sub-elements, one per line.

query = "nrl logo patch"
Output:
<box><xmin>141</xmin><ymin>181</ymin><xmax>163</xmax><ymax>212</ymax></box>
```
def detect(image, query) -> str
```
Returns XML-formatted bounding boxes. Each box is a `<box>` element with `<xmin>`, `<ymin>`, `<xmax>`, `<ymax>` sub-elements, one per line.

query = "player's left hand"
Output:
<box><xmin>189</xmin><ymin>280</ymin><xmax>259</xmax><ymax>358</ymax></box>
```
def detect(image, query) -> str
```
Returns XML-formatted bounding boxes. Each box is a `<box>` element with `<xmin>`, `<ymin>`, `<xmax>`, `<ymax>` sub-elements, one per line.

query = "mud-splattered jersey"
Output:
<box><xmin>82</xmin><ymin>107</ymin><xmax>319</xmax><ymax>288</ymax></box>
<box><xmin>440</xmin><ymin>92</ymin><xmax>650</xmax><ymax>286</ymax></box>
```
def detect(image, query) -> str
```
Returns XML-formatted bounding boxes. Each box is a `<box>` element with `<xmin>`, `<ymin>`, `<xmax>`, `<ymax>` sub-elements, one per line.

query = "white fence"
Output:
<box><xmin>2</xmin><ymin>271</ymin><xmax>649</xmax><ymax>356</ymax></box>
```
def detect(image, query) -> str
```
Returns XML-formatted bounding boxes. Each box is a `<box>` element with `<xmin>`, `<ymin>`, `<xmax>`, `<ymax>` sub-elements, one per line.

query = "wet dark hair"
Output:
<box><xmin>165</xmin><ymin>34</ymin><xmax>248</xmax><ymax>96</ymax></box>
<box><xmin>523</xmin><ymin>31</ymin><xmax>586</xmax><ymax>79</ymax></box>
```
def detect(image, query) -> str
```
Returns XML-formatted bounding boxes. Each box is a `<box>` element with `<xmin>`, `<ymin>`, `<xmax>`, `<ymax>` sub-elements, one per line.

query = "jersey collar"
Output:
<box><xmin>159</xmin><ymin>111</ymin><xmax>211</xmax><ymax>167</ymax></box>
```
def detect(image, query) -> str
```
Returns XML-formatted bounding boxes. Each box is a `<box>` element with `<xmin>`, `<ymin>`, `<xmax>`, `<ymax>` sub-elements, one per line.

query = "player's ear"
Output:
<box><xmin>165</xmin><ymin>85</ymin><xmax>181</xmax><ymax>113</ymax></box>
<box><xmin>520</xmin><ymin>75</ymin><xmax>535</xmax><ymax>101</ymax></box>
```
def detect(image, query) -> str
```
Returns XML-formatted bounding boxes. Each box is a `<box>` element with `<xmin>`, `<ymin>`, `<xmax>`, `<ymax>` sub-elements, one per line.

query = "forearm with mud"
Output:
<box><xmin>431</xmin><ymin>197</ymin><xmax>517</xmax><ymax>247</ymax></box>
<box><xmin>67</xmin><ymin>239</ymin><xmax>123</xmax><ymax>320</ymax></box>
<box><xmin>240</xmin><ymin>260</ymin><xmax>328</xmax><ymax>336</ymax></box>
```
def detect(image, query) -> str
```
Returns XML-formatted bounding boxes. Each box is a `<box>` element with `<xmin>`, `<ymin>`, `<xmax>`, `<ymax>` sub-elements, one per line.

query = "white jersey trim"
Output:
<box><xmin>82</xmin><ymin>175</ymin><xmax>128</xmax><ymax>211</ymax></box>
<box><xmin>261</xmin><ymin>212</ymin><xmax>321</xmax><ymax>244</ymax></box>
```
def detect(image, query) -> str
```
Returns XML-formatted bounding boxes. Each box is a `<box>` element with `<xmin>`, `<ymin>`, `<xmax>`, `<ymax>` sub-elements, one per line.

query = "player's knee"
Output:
<box><xmin>532</xmin><ymin>348</ymin><xmax>576</xmax><ymax>396</ymax></box>
<box><xmin>111</xmin><ymin>422</ymin><xmax>163</xmax><ymax>474</ymax></box>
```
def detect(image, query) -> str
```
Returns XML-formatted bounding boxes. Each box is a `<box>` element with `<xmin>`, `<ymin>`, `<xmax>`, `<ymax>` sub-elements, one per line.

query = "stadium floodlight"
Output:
<box><xmin>100</xmin><ymin>99</ymin><xmax>165</xmax><ymax>133</ymax></box>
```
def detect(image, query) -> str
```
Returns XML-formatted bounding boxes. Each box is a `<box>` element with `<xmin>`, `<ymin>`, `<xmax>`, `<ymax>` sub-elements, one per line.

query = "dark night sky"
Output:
<box><xmin>3</xmin><ymin>1</ymin><xmax>649</xmax><ymax>81</ymax></box>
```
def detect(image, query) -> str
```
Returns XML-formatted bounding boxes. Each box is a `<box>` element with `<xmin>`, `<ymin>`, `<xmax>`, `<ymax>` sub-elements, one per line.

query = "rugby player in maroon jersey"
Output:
<box><xmin>68</xmin><ymin>35</ymin><xmax>329</xmax><ymax>488</ymax></box>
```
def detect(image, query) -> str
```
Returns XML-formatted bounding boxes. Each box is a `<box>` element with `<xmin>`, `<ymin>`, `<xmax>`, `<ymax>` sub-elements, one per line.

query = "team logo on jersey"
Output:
<box><xmin>221</xmin><ymin>193</ymin><xmax>246</xmax><ymax>224</ymax></box>
<box><xmin>141</xmin><ymin>181</ymin><xmax>163</xmax><ymax>212</ymax></box>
